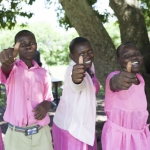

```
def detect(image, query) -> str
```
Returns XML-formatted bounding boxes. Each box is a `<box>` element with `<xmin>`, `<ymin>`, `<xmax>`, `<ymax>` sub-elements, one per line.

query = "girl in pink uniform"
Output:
<box><xmin>101</xmin><ymin>42</ymin><xmax>150</xmax><ymax>150</ymax></box>
<box><xmin>52</xmin><ymin>37</ymin><xmax>100</xmax><ymax>150</ymax></box>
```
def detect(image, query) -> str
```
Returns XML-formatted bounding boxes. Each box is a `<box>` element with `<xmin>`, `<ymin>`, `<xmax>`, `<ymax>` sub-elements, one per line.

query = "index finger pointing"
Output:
<box><xmin>79</xmin><ymin>55</ymin><xmax>83</xmax><ymax>64</ymax></box>
<box><xmin>13</xmin><ymin>42</ymin><xmax>20</xmax><ymax>58</ymax></box>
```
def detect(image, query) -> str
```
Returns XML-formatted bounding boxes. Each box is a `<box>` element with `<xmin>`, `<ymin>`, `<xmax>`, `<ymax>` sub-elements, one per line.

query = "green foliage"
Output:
<box><xmin>0</xmin><ymin>0</ymin><xmax>150</xmax><ymax>32</ymax></box>
<box><xmin>87</xmin><ymin>0</ymin><xmax>97</xmax><ymax>5</ymax></box>
<box><xmin>58</xmin><ymin>11</ymin><xmax>73</xmax><ymax>30</ymax></box>
<box><xmin>0</xmin><ymin>0</ymin><xmax>35</xmax><ymax>29</ymax></box>
<box><xmin>46</xmin><ymin>0</ymin><xmax>150</xmax><ymax>31</ymax></box>
<box><xmin>47</xmin><ymin>0</ymin><xmax>111</xmax><ymax>30</ymax></box>
<box><xmin>104</xmin><ymin>22</ymin><xmax>121</xmax><ymax>48</ymax></box>
<box><xmin>0</xmin><ymin>22</ymin><xmax>78</xmax><ymax>66</ymax></box>
<box><xmin>140</xmin><ymin>0</ymin><xmax>150</xmax><ymax>28</ymax></box>
<box><xmin>94</xmin><ymin>9</ymin><xmax>113</xmax><ymax>23</ymax></box>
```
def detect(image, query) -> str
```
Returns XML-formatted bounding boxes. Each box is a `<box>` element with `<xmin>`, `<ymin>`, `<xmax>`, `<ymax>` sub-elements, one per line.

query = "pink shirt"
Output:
<box><xmin>53</xmin><ymin>61</ymin><xmax>100</xmax><ymax>146</ymax></box>
<box><xmin>0</xmin><ymin>59</ymin><xmax>53</xmax><ymax>127</ymax></box>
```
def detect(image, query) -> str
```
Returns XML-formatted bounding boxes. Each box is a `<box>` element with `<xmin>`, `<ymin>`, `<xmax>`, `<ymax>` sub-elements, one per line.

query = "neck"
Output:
<box><xmin>20</xmin><ymin>58</ymin><xmax>33</xmax><ymax>69</ymax></box>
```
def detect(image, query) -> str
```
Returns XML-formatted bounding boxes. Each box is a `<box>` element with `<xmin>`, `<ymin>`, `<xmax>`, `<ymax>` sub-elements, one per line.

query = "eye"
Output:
<box><xmin>123</xmin><ymin>54</ymin><xmax>130</xmax><ymax>58</ymax></box>
<box><xmin>20</xmin><ymin>43</ymin><xmax>25</xmax><ymax>47</ymax></box>
<box><xmin>135</xmin><ymin>52</ymin><xmax>141</xmax><ymax>56</ymax></box>
<box><xmin>88</xmin><ymin>50</ymin><xmax>93</xmax><ymax>54</ymax></box>
<box><xmin>30</xmin><ymin>42</ymin><xmax>36</xmax><ymax>45</ymax></box>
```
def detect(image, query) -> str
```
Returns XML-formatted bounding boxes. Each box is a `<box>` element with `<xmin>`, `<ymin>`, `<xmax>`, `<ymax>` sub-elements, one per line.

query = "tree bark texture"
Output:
<box><xmin>110</xmin><ymin>0</ymin><xmax>150</xmax><ymax>122</ymax></box>
<box><xmin>110</xmin><ymin>0</ymin><xmax>150</xmax><ymax>54</ymax></box>
<box><xmin>59</xmin><ymin>0</ymin><xmax>119</xmax><ymax>87</ymax></box>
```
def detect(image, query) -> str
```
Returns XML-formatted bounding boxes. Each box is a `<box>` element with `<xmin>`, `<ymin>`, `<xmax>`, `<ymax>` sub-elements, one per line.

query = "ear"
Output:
<box><xmin>69</xmin><ymin>53</ymin><xmax>74</xmax><ymax>60</ymax></box>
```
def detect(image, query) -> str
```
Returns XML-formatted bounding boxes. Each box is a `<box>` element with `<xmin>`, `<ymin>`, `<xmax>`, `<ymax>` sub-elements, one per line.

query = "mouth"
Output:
<box><xmin>26</xmin><ymin>52</ymin><xmax>33</xmax><ymax>55</ymax></box>
<box><xmin>25</xmin><ymin>52</ymin><xmax>34</xmax><ymax>58</ymax></box>
<box><xmin>84</xmin><ymin>60</ymin><xmax>91</xmax><ymax>64</ymax></box>
<box><xmin>131</xmin><ymin>61</ymin><xmax>139</xmax><ymax>67</ymax></box>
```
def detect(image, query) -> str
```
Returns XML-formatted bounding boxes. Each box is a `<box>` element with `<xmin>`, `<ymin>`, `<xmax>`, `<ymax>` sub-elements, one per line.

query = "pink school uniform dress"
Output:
<box><xmin>101</xmin><ymin>71</ymin><xmax>150</xmax><ymax>150</ymax></box>
<box><xmin>52</xmin><ymin>61</ymin><xmax>100</xmax><ymax>150</ymax></box>
<box><xmin>0</xmin><ymin>127</ymin><xmax>4</xmax><ymax>150</ymax></box>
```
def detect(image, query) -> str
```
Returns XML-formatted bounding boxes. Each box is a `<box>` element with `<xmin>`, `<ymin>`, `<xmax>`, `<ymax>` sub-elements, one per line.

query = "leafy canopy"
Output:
<box><xmin>47</xmin><ymin>0</ymin><xmax>150</xmax><ymax>30</ymax></box>
<box><xmin>0</xmin><ymin>0</ymin><xmax>35</xmax><ymax>29</ymax></box>
<box><xmin>0</xmin><ymin>0</ymin><xmax>150</xmax><ymax>30</ymax></box>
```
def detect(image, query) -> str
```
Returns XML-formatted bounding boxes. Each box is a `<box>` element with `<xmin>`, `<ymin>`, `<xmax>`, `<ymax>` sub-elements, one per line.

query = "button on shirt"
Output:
<box><xmin>0</xmin><ymin>59</ymin><xmax>53</xmax><ymax>127</ymax></box>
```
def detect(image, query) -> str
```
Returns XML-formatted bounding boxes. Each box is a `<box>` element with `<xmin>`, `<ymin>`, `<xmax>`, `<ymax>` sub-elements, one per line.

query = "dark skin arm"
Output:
<box><xmin>72</xmin><ymin>55</ymin><xmax>86</xmax><ymax>84</ymax></box>
<box><xmin>32</xmin><ymin>101</ymin><xmax>51</xmax><ymax>120</ymax></box>
<box><xmin>110</xmin><ymin>71</ymin><xmax>139</xmax><ymax>92</ymax></box>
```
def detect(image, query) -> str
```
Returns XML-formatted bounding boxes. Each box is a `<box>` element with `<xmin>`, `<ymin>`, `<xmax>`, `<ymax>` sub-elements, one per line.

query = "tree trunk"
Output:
<box><xmin>59</xmin><ymin>0</ymin><xmax>118</xmax><ymax>87</ymax></box>
<box><xmin>110</xmin><ymin>0</ymin><xmax>150</xmax><ymax>54</ymax></box>
<box><xmin>110</xmin><ymin>0</ymin><xmax>150</xmax><ymax>122</ymax></box>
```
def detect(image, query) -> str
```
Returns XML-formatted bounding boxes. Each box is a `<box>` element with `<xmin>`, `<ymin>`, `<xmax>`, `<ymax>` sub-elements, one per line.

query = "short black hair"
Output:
<box><xmin>116</xmin><ymin>41</ymin><xmax>137</xmax><ymax>58</ymax></box>
<box><xmin>69</xmin><ymin>37</ymin><xmax>90</xmax><ymax>53</ymax></box>
<box><xmin>14</xmin><ymin>30</ymin><xmax>35</xmax><ymax>43</ymax></box>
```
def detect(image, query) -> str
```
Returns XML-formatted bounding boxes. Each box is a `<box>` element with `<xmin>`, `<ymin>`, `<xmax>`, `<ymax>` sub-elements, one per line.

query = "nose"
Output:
<box><xmin>25</xmin><ymin>43</ymin><xmax>32</xmax><ymax>48</ymax></box>
<box><xmin>131</xmin><ymin>54</ymin><xmax>138</xmax><ymax>60</ymax></box>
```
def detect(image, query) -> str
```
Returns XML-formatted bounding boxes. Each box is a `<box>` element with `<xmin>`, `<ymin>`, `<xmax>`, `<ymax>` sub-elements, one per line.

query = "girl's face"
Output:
<box><xmin>70</xmin><ymin>42</ymin><xmax>94</xmax><ymax>70</ymax></box>
<box><xmin>118</xmin><ymin>45</ymin><xmax>143</xmax><ymax>73</ymax></box>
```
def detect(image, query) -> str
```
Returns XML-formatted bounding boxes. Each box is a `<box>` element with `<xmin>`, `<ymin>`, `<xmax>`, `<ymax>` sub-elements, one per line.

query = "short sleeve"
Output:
<box><xmin>43</xmin><ymin>71</ymin><xmax>54</xmax><ymax>101</ymax></box>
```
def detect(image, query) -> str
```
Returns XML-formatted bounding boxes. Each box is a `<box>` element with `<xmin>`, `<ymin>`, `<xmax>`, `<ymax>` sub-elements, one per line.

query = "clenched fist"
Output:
<box><xmin>110</xmin><ymin>62</ymin><xmax>139</xmax><ymax>91</ymax></box>
<box><xmin>0</xmin><ymin>42</ymin><xmax>20</xmax><ymax>65</ymax></box>
<box><xmin>72</xmin><ymin>55</ymin><xmax>86</xmax><ymax>84</ymax></box>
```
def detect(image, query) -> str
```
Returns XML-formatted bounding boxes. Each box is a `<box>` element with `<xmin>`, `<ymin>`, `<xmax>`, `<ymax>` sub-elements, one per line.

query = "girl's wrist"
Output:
<box><xmin>110</xmin><ymin>74</ymin><xmax>120</xmax><ymax>92</ymax></box>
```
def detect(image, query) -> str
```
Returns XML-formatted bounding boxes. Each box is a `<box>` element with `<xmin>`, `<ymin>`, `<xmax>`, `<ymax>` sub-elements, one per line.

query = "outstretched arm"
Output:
<box><xmin>110</xmin><ymin>62</ymin><xmax>138</xmax><ymax>92</ymax></box>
